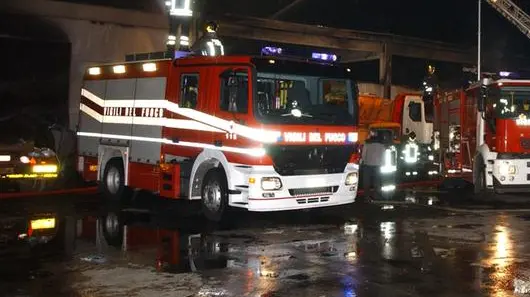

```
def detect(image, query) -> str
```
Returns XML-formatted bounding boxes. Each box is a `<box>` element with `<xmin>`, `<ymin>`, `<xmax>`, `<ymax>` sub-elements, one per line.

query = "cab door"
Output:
<box><xmin>402</xmin><ymin>95</ymin><xmax>433</xmax><ymax>144</ymax></box>
<box><xmin>211</xmin><ymin>66</ymin><xmax>253</xmax><ymax>149</ymax></box>
<box><xmin>163</xmin><ymin>65</ymin><xmax>212</xmax><ymax>157</ymax></box>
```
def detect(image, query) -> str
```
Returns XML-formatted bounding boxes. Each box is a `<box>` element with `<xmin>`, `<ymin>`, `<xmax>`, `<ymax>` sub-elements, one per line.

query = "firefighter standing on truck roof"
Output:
<box><xmin>361</xmin><ymin>130</ymin><xmax>387</xmax><ymax>200</ymax></box>
<box><xmin>190</xmin><ymin>21</ymin><xmax>224</xmax><ymax>57</ymax></box>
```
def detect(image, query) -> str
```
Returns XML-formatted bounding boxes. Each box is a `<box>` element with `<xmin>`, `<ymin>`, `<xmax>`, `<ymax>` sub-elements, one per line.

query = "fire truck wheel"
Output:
<box><xmin>201</xmin><ymin>169</ymin><xmax>228</xmax><ymax>222</ymax></box>
<box><xmin>99</xmin><ymin>210</ymin><xmax>123</xmax><ymax>248</ymax></box>
<box><xmin>102</xmin><ymin>158</ymin><xmax>130</xmax><ymax>206</ymax></box>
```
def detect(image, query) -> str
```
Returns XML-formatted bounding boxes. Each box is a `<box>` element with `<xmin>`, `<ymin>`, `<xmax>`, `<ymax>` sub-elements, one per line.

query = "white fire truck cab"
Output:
<box><xmin>76</xmin><ymin>51</ymin><xmax>360</xmax><ymax>221</ymax></box>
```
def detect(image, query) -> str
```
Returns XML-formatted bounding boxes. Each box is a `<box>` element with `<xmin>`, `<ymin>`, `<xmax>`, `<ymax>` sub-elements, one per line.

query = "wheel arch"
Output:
<box><xmin>474</xmin><ymin>144</ymin><xmax>496</xmax><ymax>187</ymax></box>
<box><xmin>189</xmin><ymin>149</ymin><xmax>231</xmax><ymax>200</ymax></box>
<box><xmin>98</xmin><ymin>145</ymin><xmax>130</xmax><ymax>185</ymax></box>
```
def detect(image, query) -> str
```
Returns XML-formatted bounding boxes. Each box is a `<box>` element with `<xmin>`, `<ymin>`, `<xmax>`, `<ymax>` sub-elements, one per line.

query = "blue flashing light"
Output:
<box><xmin>499</xmin><ymin>71</ymin><xmax>511</xmax><ymax>77</ymax></box>
<box><xmin>347</xmin><ymin>132</ymin><xmax>358</xmax><ymax>143</ymax></box>
<box><xmin>174</xmin><ymin>50</ymin><xmax>191</xmax><ymax>59</ymax></box>
<box><xmin>312</xmin><ymin>52</ymin><xmax>338</xmax><ymax>62</ymax></box>
<box><xmin>261</xmin><ymin>46</ymin><xmax>283</xmax><ymax>56</ymax></box>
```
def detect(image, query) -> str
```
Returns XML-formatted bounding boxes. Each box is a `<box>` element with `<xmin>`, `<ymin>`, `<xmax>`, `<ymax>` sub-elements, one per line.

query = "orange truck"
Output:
<box><xmin>358</xmin><ymin>92</ymin><xmax>438</xmax><ymax>181</ymax></box>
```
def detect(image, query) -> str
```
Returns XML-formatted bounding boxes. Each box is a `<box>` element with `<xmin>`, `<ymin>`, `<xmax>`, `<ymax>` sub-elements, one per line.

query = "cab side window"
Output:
<box><xmin>181</xmin><ymin>74</ymin><xmax>198</xmax><ymax>108</ymax></box>
<box><xmin>409</xmin><ymin>101</ymin><xmax>422</xmax><ymax>122</ymax></box>
<box><xmin>220</xmin><ymin>71</ymin><xmax>248</xmax><ymax>113</ymax></box>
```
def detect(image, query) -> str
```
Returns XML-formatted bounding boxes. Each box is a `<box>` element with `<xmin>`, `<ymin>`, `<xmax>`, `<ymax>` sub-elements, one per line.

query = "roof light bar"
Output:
<box><xmin>261</xmin><ymin>46</ymin><xmax>283</xmax><ymax>56</ymax></box>
<box><xmin>312</xmin><ymin>52</ymin><xmax>338</xmax><ymax>62</ymax></box>
<box><xmin>174</xmin><ymin>50</ymin><xmax>191</xmax><ymax>59</ymax></box>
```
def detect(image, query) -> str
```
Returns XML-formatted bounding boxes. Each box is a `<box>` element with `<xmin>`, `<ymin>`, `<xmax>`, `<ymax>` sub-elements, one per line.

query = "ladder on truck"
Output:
<box><xmin>487</xmin><ymin>0</ymin><xmax>530</xmax><ymax>38</ymax></box>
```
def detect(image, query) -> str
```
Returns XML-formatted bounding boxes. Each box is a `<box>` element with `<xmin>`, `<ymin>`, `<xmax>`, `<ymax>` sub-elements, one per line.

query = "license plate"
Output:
<box><xmin>30</xmin><ymin>218</ymin><xmax>56</xmax><ymax>230</ymax></box>
<box><xmin>306</xmin><ymin>177</ymin><xmax>326</xmax><ymax>186</ymax></box>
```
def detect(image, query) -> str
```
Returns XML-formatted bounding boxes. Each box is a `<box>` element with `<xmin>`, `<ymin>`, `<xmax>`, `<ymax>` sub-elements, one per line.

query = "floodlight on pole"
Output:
<box><xmin>166</xmin><ymin>0</ymin><xmax>193</xmax><ymax>17</ymax></box>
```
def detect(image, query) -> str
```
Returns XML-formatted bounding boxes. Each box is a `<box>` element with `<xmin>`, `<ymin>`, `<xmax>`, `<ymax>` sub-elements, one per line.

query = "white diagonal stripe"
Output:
<box><xmin>80</xmin><ymin>105</ymin><xmax>224</xmax><ymax>133</ymax></box>
<box><xmin>77</xmin><ymin>132</ymin><xmax>266</xmax><ymax>157</ymax></box>
<box><xmin>80</xmin><ymin>88</ymin><xmax>281</xmax><ymax>143</ymax></box>
<box><xmin>80</xmin><ymin>103</ymin><xmax>103</xmax><ymax>122</ymax></box>
<box><xmin>81</xmin><ymin>89</ymin><xmax>105</xmax><ymax>107</ymax></box>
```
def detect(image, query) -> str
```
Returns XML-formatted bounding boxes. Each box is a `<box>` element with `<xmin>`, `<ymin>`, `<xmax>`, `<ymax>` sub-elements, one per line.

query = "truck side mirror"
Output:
<box><xmin>478</xmin><ymin>78</ymin><xmax>492</xmax><ymax>112</ymax></box>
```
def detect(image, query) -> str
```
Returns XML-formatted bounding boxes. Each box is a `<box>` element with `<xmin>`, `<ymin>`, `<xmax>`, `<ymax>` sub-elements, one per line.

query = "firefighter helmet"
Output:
<box><xmin>205</xmin><ymin>21</ymin><xmax>218</xmax><ymax>33</ymax></box>
<box><xmin>427</xmin><ymin>64</ymin><xmax>436</xmax><ymax>75</ymax></box>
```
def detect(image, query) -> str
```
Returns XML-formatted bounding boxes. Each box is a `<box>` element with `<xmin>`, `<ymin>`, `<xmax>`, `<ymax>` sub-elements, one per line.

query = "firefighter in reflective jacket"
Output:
<box><xmin>191</xmin><ymin>21</ymin><xmax>225</xmax><ymax>57</ymax></box>
<box><xmin>361</xmin><ymin>130</ymin><xmax>388</xmax><ymax>200</ymax></box>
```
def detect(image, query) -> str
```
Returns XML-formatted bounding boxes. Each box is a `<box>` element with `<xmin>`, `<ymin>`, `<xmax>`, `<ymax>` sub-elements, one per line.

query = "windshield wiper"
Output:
<box><xmin>281</xmin><ymin>109</ymin><xmax>313</xmax><ymax>118</ymax></box>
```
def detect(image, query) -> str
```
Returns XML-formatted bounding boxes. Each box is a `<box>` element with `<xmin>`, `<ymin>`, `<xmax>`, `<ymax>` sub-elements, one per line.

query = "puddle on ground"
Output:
<box><xmin>5</xmin><ymin>197</ymin><xmax>530</xmax><ymax>296</ymax></box>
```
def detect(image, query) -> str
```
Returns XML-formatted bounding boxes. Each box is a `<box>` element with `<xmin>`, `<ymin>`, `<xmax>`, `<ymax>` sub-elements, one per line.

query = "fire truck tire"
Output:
<box><xmin>101</xmin><ymin>158</ymin><xmax>130</xmax><ymax>206</ymax></box>
<box><xmin>99</xmin><ymin>210</ymin><xmax>124</xmax><ymax>248</ymax></box>
<box><xmin>201</xmin><ymin>169</ymin><xmax>228</xmax><ymax>222</ymax></box>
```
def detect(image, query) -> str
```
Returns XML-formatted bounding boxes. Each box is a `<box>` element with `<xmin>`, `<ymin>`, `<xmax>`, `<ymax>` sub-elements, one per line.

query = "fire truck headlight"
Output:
<box><xmin>32</xmin><ymin>164</ymin><xmax>58</xmax><ymax>173</ymax></box>
<box><xmin>261</xmin><ymin>177</ymin><xmax>282</xmax><ymax>191</ymax></box>
<box><xmin>0</xmin><ymin>155</ymin><xmax>11</xmax><ymax>162</ymax></box>
<box><xmin>20</xmin><ymin>156</ymin><xmax>30</xmax><ymax>164</ymax></box>
<box><xmin>499</xmin><ymin>162</ymin><xmax>517</xmax><ymax>176</ymax></box>
<box><xmin>381</xmin><ymin>184</ymin><xmax>396</xmax><ymax>192</ymax></box>
<box><xmin>345</xmin><ymin>172</ymin><xmax>358</xmax><ymax>185</ymax></box>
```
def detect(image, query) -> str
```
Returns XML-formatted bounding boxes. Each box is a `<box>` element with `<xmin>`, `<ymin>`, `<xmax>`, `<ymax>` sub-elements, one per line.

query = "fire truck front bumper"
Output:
<box><xmin>492</xmin><ymin>158</ymin><xmax>530</xmax><ymax>193</ymax></box>
<box><xmin>244</xmin><ymin>164</ymin><xmax>358</xmax><ymax>212</ymax></box>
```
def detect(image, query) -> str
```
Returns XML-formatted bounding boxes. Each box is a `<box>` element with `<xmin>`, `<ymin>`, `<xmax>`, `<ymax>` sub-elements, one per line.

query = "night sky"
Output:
<box><xmin>2</xmin><ymin>0</ymin><xmax>530</xmax><ymax>144</ymax></box>
<box><xmin>52</xmin><ymin>0</ymin><xmax>530</xmax><ymax>78</ymax></box>
<box><xmin>50</xmin><ymin>0</ymin><xmax>530</xmax><ymax>53</ymax></box>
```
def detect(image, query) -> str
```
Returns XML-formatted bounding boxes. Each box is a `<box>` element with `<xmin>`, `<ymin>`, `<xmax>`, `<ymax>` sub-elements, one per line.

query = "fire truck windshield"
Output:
<box><xmin>492</xmin><ymin>86</ymin><xmax>530</xmax><ymax>119</ymax></box>
<box><xmin>251</xmin><ymin>58</ymin><xmax>357</xmax><ymax>126</ymax></box>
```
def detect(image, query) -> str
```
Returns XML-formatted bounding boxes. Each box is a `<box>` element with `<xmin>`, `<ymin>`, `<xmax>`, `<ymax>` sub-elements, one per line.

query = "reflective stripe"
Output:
<box><xmin>77</xmin><ymin>132</ymin><xmax>266</xmax><ymax>157</ymax></box>
<box><xmin>80</xmin><ymin>104</ymin><xmax>103</xmax><ymax>122</ymax></box>
<box><xmin>80</xmin><ymin>88</ymin><xmax>281</xmax><ymax>143</ymax></box>
<box><xmin>81</xmin><ymin>89</ymin><xmax>104</xmax><ymax>107</ymax></box>
<box><xmin>80</xmin><ymin>102</ymin><xmax>224</xmax><ymax>133</ymax></box>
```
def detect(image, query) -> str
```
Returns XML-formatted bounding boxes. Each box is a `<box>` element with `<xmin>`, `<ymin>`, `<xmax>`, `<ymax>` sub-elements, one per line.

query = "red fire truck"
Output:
<box><xmin>434</xmin><ymin>78</ymin><xmax>530</xmax><ymax>194</ymax></box>
<box><xmin>76</xmin><ymin>52</ymin><xmax>360</xmax><ymax>221</ymax></box>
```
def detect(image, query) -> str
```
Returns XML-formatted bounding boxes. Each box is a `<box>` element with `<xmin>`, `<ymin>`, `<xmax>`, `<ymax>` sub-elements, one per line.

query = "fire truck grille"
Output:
<box><xmin>296</xmin><ymin>196</ymin><xmax>330</xmax><ymax>204</ymax></box>
<box><xmin>521</xmin><ymin>138</ymin><xmax>530</xmax><ymax>150</ymax></box>
<box><xmin>266</xmin><ymin>145</ymin><xmax>355</xmax><ymax>176</ymax></box>
<box><xmin>288</xmin><ymin>186</ymin><xmax>338</xmax><ymax>197</ymax></box>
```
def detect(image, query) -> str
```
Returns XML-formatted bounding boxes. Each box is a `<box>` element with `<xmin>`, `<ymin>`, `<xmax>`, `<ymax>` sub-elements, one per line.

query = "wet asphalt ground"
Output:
<box><xmin>2</xmin><ymin>186</ymin><xmax>530</xmax><ymax>296</ymax></box>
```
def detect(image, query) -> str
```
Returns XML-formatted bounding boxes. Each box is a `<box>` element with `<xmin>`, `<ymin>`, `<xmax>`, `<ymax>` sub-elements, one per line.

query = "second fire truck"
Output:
<box><xmin>76</xmin><ymin>51</ymin><xmax>360</xmax><ymax>221</ymax></box>
<box><xmin>434</xmin><ymin>77</ymin><xmax>530</xmax><ymax>194</ymax></box>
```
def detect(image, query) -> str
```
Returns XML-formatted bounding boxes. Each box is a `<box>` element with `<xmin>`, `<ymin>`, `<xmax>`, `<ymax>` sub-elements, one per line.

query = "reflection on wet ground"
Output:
<box><xmin>3</xmin><ymin>191</ymin><xmax>530</xmax><ymax>296</ymax></box>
